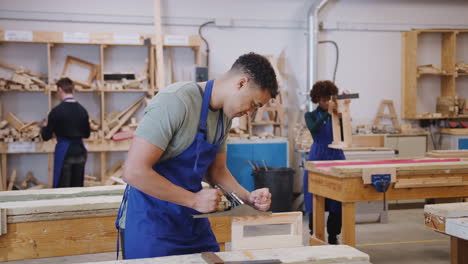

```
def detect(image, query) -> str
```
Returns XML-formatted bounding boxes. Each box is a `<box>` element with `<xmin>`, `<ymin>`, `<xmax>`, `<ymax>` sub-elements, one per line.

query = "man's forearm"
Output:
<box><xmin>125</xmin><ymin>168</ymin><xmax>197</xmax><ymax>209</ymax></box>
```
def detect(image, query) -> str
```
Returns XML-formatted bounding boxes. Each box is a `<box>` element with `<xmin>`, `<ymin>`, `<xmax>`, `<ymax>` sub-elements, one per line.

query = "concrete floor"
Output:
<box><xmin>6</xmin><ymin>208</ymin><xmax>450</xmax><ymax>264</ymax></box>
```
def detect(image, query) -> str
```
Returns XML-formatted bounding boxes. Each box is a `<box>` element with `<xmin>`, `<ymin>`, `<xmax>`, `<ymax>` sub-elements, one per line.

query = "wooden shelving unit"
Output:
<box><xmin>0</xmin><ymin>30</ymin><xmax>202</xmax><ymax>190</ymax></box>
<box><xmin>401</xmin><ymin>29</ymin><xmax>468</xmax><ymax>120</ymax></box>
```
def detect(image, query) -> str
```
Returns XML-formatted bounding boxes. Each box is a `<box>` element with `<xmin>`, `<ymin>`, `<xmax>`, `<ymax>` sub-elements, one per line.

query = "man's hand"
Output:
<box><xmin>248</xmin><ymin>188</ymin><xmax>271</xmax><ymax>211</ymax></box>
<box><xmin>41</xmin><ymin>119</ymin><xmax>47</xmax><ymax>127</ymax></box>
<box><xmin>192</xmin><ymin>188</ymin><xmax>223</xmax><ymax>213</ymax></box>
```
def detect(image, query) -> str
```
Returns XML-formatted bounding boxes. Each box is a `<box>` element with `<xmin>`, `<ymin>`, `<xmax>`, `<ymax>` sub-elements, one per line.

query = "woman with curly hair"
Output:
<box><xmin>304</xmin><ymin>80</ymin><xmax>345</xmax><ymax>245</ymax></box>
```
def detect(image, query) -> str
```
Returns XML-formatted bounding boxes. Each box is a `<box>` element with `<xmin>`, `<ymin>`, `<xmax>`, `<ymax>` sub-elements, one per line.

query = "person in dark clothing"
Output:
<box><xmin>303</xmin><ymin>80</ymin><xmax>345</xmax><ymax>245</ymax></box>
<box><xmin>41</xmin><ymin>78</ymin><xmax>90</xmax><ymax>188</ymax></box>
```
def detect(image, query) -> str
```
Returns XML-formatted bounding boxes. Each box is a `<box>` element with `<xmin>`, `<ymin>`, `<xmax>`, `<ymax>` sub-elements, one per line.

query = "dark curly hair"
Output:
<box><xmin>230</xmin><ymin>52</ymin><xmax>278</xmax><ymax>98</ymax></box>
<box><xmin>310</xmin><ymin>80</ymin><xmax>338</xmax><ymax>104</ymax></box>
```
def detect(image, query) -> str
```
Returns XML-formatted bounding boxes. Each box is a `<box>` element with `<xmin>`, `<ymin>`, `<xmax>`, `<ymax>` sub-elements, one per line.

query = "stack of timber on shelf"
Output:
<box><xmin>0</xmin><ymin>61</ymin><xmax>47</xmax><ymax>92</ymax></box>
<box><xmin>306</xmin><ymin>157</ymin><xmax>468</xmax><ymax>247</ymax></box>
<box><xmin>6</xmin><ymin>170</ymin><xmax>47</xmax><ymax>191</ymax></box>
<box><xmin>402</xmin><ymin>29</ymin><xmax>468</xmax><ymax>120</ymax></box>
<box><xmin>79</xmin><ymin>246</ymin><xmax>371</xmax><ymax>264</ymax></box>
<box><xmin>1</xmin><ymin>112</ymin><xmax>41</xmax><ymax>142</ymax></box>
<box><xmin>0</xmin><ymin>185</ymin><xmax>227</xmax><ymax>261</ymax></box>
<box><xmin>424</xmin><ymin>202</ymin><xmax>468</xmax><ymax>264</ymax></box>
<box><xmin>103</xmin><ymin>96</ymin><xmax>145</xmax><ymax>141</ymax></box>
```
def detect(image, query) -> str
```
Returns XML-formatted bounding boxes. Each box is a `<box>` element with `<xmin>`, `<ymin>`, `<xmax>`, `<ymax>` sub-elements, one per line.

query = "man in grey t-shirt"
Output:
<box><xmin>118</xmin><ymin>52</ymin><xmax>279</xmax><ymax>259</ymax></box>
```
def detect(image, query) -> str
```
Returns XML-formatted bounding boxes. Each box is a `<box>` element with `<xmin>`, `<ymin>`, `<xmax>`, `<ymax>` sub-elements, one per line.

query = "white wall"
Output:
<box><xmin>1</xmin><ymin>0</ymin><xmax>468</xmax><ymax>184</ymax></box>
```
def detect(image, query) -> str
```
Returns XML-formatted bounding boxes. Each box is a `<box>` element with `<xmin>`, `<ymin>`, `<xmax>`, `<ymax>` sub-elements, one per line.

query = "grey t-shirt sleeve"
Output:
<box><xmin>135</xmin><ymin>93</ymin><xmax>186</xmax><ymax>150</ymax></box>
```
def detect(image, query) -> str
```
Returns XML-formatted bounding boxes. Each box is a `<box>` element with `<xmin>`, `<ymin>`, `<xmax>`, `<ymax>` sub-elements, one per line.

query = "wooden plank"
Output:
<box><xmin>426</xmin><ymin>150</ymin><xmax>468</xmax><ymax>158</ymax></box>
<box><xmin>424</xmin><ymin>202</ymin><xmax>468</xmax><ymax>219</ymax></box>
<box><xmin>401</xmin><ymin>31</ymin><xmax>418</xmax><ymax>119</ymax></box>
<box><xmin>0</xmin><ymin>196</ymin><xmax>122</xmax><ymax>216</ymax></box>
<box><xmin>5</xmin><ymin>112</ymin><xmax>24</xmax><ymax>131</ymax></box>
<box><xmin>8</xmin><ymin>208</ymin><xmax>117</xmax><ymax>224</ymax></box>
<box><xmin>33</xmin><ymin>31</ymin><xmax>62</xmax><ymax>43</ymax></box>
<box><xmin>6</xmin><ymin>170</ymin><xmax>17</xmax><ymax>191</ymax></box>
<box><xmin>209</xmin><ymin>216</ymin><xmax>231</xmax><ymax>244</ymax></box>
<box><xmin>0</xmin><ymin>185</ymin><xmax>125</xmax><ymax>203</ymax></box>
<box><xmin>154</xmin><ymin>0</ymin><xmax>165</xmax><ymax>89</ymax></box>
<box><xmin>441</xmin><ymin>32</ymin><xmax>456</xmax><ymax>97</ymax></box>
<box><xmin>394</xmin><ymin>176</ymin><xmax>466</xmax><ymax>189</ymax></box>
<box><xmin>0</xmin><ymin>216</ymin><xmax>116</xmax><ymax>262</ymax></box>
<box><xmin>441</xmin><ymin>128</ymin><xmax>468</xmax><ymax>135</ymax></box>
<box><xmin>78</xmin><ymin>246</ymin><xmax>370</xmax><ymax>264</ymax></box>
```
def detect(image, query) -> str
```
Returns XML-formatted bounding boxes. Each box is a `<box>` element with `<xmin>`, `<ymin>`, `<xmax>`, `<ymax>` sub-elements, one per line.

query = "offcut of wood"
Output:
<box><xmin>5</xmin><ymin>112</ymin><xmax>24</xmax><ymax>131</ymax></box>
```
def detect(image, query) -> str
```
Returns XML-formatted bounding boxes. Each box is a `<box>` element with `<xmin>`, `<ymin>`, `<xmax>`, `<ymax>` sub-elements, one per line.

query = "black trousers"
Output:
<box><xmin>309</xmin><ymin>211</ymin><xmax>342</xmax><ymax>237</ymax></box>
<box><xmin>58</xmin><ymin>152</ymin><xmax>87</xmax><ymax>188</ymax></box>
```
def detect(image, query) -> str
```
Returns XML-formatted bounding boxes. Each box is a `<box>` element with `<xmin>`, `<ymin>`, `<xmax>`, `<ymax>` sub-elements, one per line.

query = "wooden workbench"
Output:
<box><xmin>0</xmin><ymin>185</ymin><xmax>230</xmax><ymax>262</ymax></box>
<box><xmin>306</xmin><ymin>158</ymin><xmax>468</xmax><ymax>247</ymax></box>
<box><xmin>424</xmin><ymin>202</ymin><xmax>468</xmax><ymax>264</ymax></box>
<box><xmin>79</xmin><ymin>246</ymin><xmax>371</xmax><ymax>264</ymax></box>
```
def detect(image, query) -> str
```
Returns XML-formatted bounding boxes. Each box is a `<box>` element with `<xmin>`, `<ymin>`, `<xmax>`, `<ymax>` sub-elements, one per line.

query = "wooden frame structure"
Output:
<box><xmin>61</xmin><ymin>56</ymin><xmax>97</xmax><ymax>88</ymax></box>
<box><xmin>402</xmin><ymin>29</ymin><xmax>468</xmax><ymax>120</ymax></box>
<box><xmin>306</xmin><ymin>158</ymin><xmax>468</xmax><ymax>247</ymax></box>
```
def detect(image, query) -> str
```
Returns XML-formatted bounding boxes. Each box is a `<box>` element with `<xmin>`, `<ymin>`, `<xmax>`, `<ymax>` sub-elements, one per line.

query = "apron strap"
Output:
<box><xmin>198</xmin><ymin>80</ymin><xmax>214</xmax><ymax>134</ymax></box>
<box><xmin>213</xmin><ymin>109</ymin><xmax>225</xmax><ymax>145</ymax></box>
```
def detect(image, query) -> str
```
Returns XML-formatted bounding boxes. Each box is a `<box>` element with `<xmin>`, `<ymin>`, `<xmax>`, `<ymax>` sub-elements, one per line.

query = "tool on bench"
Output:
<box><xmin>193</xmin><ymin>184</ymin><xmax>271</xmax><ymax>218</ymax></box>
<box><xmin>201</xmin><ymin>252</ymin><xmax>282</xmax><ymax>264</ymax></box>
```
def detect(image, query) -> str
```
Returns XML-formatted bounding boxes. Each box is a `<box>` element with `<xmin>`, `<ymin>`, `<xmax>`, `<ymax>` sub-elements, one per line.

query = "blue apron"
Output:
<box><xmin>116</xmin><ymin>80</ymin><xmax>225</xmax><ymax>259</ymax></box>
<box><xmin>53</xmin><ymin>97</ymin><xmax>84</xmax><ymax>188</ymax></box>
<box><xmin>303</xmin><ymin>110</ymin><xmax>345</xmax><ymax>213</ymax></box>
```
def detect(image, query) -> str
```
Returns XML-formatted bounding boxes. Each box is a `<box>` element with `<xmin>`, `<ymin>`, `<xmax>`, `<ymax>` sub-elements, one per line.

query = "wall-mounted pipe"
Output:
<box><xmin>306</xmin><ymin>0</ymin><xmax>329</xmax><ymax>111</ymax></box>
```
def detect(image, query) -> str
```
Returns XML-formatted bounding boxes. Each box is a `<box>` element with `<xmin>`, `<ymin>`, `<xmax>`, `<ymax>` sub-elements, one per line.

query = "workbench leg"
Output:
<box><xmin>342</xmin><ymin>202</ymin><xmax>356</xmax><ymax>247</ymax></box>
<box><xmin>311</xmin><ymin>194</ymin><xmax>326</xmax><ymax>245</ymax></box>
<box><xmin>451</xmin><ymin>236</ymin><xmax>468</xmax><ymax>264</ymax></box>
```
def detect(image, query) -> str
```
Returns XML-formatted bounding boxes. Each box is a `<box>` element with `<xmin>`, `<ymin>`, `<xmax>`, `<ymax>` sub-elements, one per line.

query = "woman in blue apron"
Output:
<box><xmin>303</xmin><ymin>80</ymin><xmax>345</xmax><ymax>245</ymax></box>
